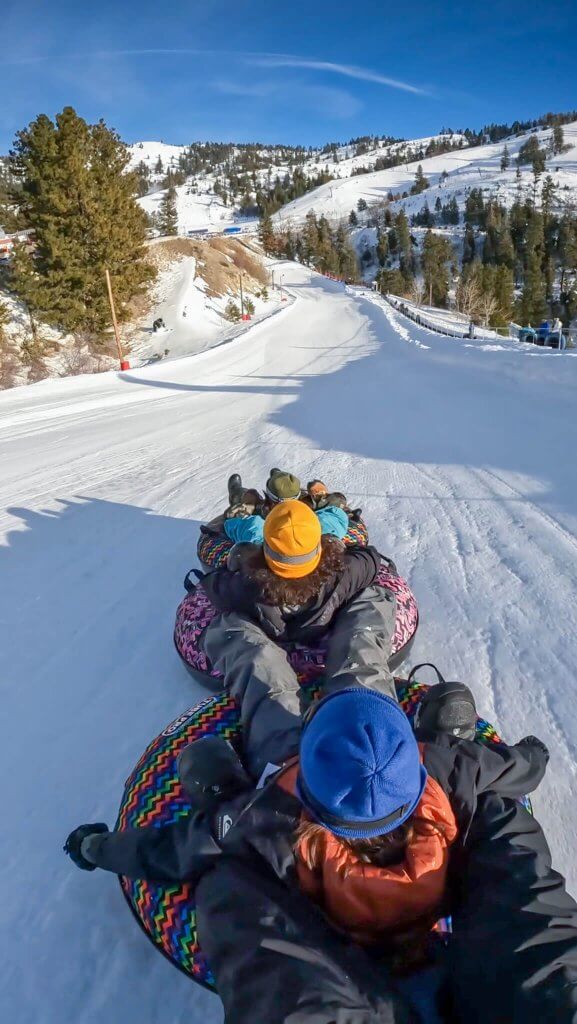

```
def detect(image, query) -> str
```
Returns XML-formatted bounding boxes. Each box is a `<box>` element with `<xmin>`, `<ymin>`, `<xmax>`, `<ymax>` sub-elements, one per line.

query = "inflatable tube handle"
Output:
<box><xmin>378</xmin><ymin>552</ymin><xmax>399</xmax><ymax>575</ymax></box>
<box><xmin>184</xmin><ymin>569</ymin><xmax>205</xmax><ymax>592</ymax></box>
<box><xmin>407</xmin><ymin>663</ymin><xmax>447</xmax><ymax>686</ymax></box>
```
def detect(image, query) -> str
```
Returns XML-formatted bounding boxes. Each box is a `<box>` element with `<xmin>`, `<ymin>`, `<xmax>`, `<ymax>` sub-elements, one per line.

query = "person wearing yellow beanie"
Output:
<box><xmin>201</xmin><ymin>499</ymin><xmax>385</xmax><ymax>646</ymax></box>
<box><xmin>263</xmin><ymin>500</ymin><xmax>322</xmax><ymax>580</ymax></box>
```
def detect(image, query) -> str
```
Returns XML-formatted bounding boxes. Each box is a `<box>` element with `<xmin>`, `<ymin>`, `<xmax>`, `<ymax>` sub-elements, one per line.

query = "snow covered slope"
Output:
<box><xmin>274</xmin><ymin>121</ymin><xmax>577</xmax><ymax>225</ymax></box>
<box><xmin>128</xmin><ymin>133</ymin><xmax>467</xmax><ymax>234</ymax></box>
<box><xmin>2</xmin><ymin>264</ymin><xmax>577</xmax><ymax>1022</ymax></box>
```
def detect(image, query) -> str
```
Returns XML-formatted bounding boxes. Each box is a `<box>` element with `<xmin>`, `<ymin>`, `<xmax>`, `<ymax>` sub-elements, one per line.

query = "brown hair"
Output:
<box><xmin>241</xmin><ymin>534</ymin><xmax>345</xmax><ymax>606</ymax></box>
<box><xmin>295</xmin><ymin>816</ymin><xmax>446</xmax><ymax>876</ymax></box>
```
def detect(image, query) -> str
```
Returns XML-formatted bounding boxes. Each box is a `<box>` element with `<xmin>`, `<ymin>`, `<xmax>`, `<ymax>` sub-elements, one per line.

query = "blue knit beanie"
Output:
<box><xmin>297</xmin><ymin>688</ymin><xmax>427</xmax><ymax>839</ymax></box>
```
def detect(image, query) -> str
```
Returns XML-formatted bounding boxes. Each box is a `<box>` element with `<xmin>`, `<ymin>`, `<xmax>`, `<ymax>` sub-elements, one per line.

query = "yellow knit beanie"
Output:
<box><xmin>263</xmin><ymin>499</ymin><xmax>322</xmax><ymax>579</ymax></box>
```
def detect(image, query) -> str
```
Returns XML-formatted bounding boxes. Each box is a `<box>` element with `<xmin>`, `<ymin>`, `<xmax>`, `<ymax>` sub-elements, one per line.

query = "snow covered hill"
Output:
<box><xmin>274</xmin><ymin>121</ymin><xmax>577</xmax><ymax>226</ymax></box>
<box><xmin>128</xmin><ymin>133</ymin><xmax>467</xmax><ymax>235</ymax></box>
<box><xmin>2</xmin><ymin>263</ymin><xmax>577</xmax><ymax>1022</ymax></box>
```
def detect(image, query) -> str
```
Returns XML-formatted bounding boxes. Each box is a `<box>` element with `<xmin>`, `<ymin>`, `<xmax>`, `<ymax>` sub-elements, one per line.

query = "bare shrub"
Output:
<box><xmin>410</xmin><ymin>279</ymin><xmax>427</xmax><ymax>306</ymax></box>
<box><xmin>455</xmin><ymin>276</ymin><xmax>483</xmax><ymax>319</ymax></box>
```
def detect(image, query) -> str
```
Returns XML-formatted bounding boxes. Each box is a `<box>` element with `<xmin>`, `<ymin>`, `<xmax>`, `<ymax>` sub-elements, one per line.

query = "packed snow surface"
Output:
<box><xmin>2</xmin><ymin>263</ymin><xmax>577</xmax><ymax>1022</ymax></box>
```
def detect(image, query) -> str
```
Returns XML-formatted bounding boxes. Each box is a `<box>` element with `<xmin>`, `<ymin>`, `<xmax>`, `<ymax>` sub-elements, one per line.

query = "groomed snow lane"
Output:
<box><xmin>1</xmin><ymin>262</ymin><xmax>576</xmax><ymax>1024</ymax></box>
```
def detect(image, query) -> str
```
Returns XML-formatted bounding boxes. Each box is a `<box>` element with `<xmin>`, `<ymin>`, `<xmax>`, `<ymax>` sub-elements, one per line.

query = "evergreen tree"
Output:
<box><xmin>395</xmin><ymin>210</ymin><xmax>414</xmax><ymax>274</ymax></box>
<box><xmin>258</xmin><ymin>214</ymin><xmax>276</xmax><ymax>254</ymax></box>
<box><xmin>421</xmin><ymin>230</ymin><xmax>454</xmax><ymax>306</ymax></box>
<box><xmin>0</xmin><ymin>300</ymin><xmax>19</xmax><ymax>389</ymax></box>
<box><xmin>551</xmin><ymin>123</ymin><xmax>566</xmax><ymax>156</ymax></box>
<box><xmin>494</xmin><ymin>220</ymin><xmax>515</xmax><ymax>269</ymax></box>
<box><xmin>377</xmin><ymin>268</ymin><xmax>410</xmax><ymax>297</ymax></box>
<box><xmin>302</xmin><ymin>211</ymin><xmax>320</xmax><ymax>263</ymax></box>
<box><xmin>357</xmin><ymin>197</ymin><xmax>368</xmax><ymax>212</ymax></box>
<box><xmin>335</xmin><ymin>224</ymin><xmax>358</xmax><ymax>279</ymax></box>
<box><xmin>462</xmin><ymin>224</ymin><xmax>476</xmax><ymax>264</ymax></box>
<box><xmin>158</xmin><ymin>184</ymin><xmax>178</xmax><ymax>235</ymax></box>
<box><xmin>517</xmin><ymin>136</ymin><xmax>546</xmax><ymax>174</ymax></box>
<box><xmin>500</xmin><ymin>145</ymin><xmax>510</xmax><ymax>172</ymax></box>
<box><xmin>518</xmin><ymin>211</ymin><xmax>547</xmax><ymax>323</ymax></box>
<box><xmin>155</xmin><ymin>156</ymin><xmax>164</xmax><ymax>175</ymax></box>
<box><xmin>559</xmin><ymin>214</ymin><xmax>577</xmax><ymax>295</ymax></box>
<box><xmin>349</xmin><ymin>209</ymin><xmax>358</xmax><ymax>226</ymax></box>
<box><xmin>492</xmin><ymin>265</ymin><xmax>514</xmax><ymax>326</ymax></box>
<box><xmin>443</xmin><ymin>196</ymin><xmax>459</xmax><ymax>225</ymax></box>
<box><xmin>410</xmin><ymin>164</ymin><xmax>430</xmax><ymax>195</ymax></box>
<box><xmin>376</xmin><ymin>228</ymin><xmax>389</xmax><ymax>267</ymax></box>
<box><xmin>10</xmin><ymin>107</ymin><xmax>153</xmax><ymax>335</ymax></box>
<box><xmin>464</xmin><ymin>188</ymin><xmax>486</xmax><ymax>227</ymax></box>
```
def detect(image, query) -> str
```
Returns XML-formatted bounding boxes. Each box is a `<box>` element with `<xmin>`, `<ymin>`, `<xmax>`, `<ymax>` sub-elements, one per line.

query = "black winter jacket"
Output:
<box><xmin>199</xmin><ymin>544</ymin><xmax>382</xmax><ymax>643</ymax></box>
<box><xmin>83</xmin><ymin>599</ymin><xmax>577</xmax><ymax>1022</ymax></box>
<box><xmin>82</xmin><ymin>727</ymin><xmax>547</xmax><ymax>885</ymax></box>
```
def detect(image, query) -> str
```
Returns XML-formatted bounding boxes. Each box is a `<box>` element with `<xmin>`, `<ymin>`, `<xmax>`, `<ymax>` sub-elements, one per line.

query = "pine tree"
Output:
<box><xmin>410</xmin><ymin>165</ymin><xmax>430</xmax><ymax>195</ymax></box>
<box><xmin>357</xmin><ymin>197</ymin><xmax>368</xmax><ymax>212</ymax></box>
<box><xmin>377</xmin><ymin>268</ymin><xmax>409</xmax><ymax>297</ymax></box>
<box><xmin>395</xmin><ymin>210</ymin><xmax>414</xmax><ymax>274</ymax></box>
<box><xmin>0</xmin><ymin>300</ymin><xmax>19</xmax><ymax>389</ymax></box>
<box><xmin>258</xmin><ymin>214</ymin><xmax>276</xmax><ymax>254</ymax></box>
<box><xmin>517</xmin><ymin>136</ymin><xmax>546</xmax><ymax>174</ymax></box>
<box><xmin>559</xmin><ymin>214</ymin><xmax>577</xmax><ymax>295</ymax></box>
<box><xmin>494</xmin><ymin>221</ymin><xmax>515</xmax><ymax>269</ymax></box>
<box><xmin>463</xmin><ymin>224</ymin><xmax>476</xmax><ymax>265</ymax></box>
<box><xmin>335</xmin><ymin>224</ymin><xmax>358</xmax><ymax>280</ymax></box>
<box><xmin>518</xmin><ymin>211</ymin><xmax>547</xmax><ymax>323</ymax></box>
<box><xmin>10</xmin><ymin>107</ymin><xmax>153</xmax><ymax>335</ymax></box>
<box><xmin>349</xmin><ymin>209</ymin><xmax>358</xmax><ymax>226</ymax></box>
<box><xmin>493</xmin><ymin>265</ymin><xmax>514</xmax><ymax>326</ymax></box>
<box><xmin>551</xmin><ymin>123</ymin><xmax>566</xmax><ymax>156</ymax></box>
<box><xmin>376</xmin><ymin>228</ymin><xmax>389</xmax><ymax>267</ymax></box>
<box><xmin>500</xmin><ymin>145</ymin><xmax>510</xmax><ymax>172</ymax></box>
<box><xmin>421</xmin><ymin>230</ymin><xmax>454</xmax><ymax>306</ymax></box>
<box><xmin>158</xmin><ymin>184</ymin><xmax>178</xmax><ymax>235</ymax></box>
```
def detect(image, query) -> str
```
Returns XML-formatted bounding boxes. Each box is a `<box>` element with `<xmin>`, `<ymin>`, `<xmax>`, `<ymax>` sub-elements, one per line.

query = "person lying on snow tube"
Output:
<box><xmin>65</xmin><ymin>595</ymin><xmax>556</xmax><ymax>1022</ymax></box>
<box><xmin>198</xmin><ymin>468</ymin><xmax>368</xmax><ymax>566</ymax></box>
<box><xmin>198</xmin><ymin>496</ymin><xmax>385</xmax><ymax>645</ymax></box>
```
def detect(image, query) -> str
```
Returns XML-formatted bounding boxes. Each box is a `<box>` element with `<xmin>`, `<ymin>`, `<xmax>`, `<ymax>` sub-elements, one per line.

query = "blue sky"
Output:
<box><xmin>2</xmin><ymin>0</ymin><xmax>576</xmax><ymax>151</ymax></box>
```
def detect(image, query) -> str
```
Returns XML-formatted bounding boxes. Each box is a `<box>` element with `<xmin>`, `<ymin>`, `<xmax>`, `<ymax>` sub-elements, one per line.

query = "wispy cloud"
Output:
<box><xmin>249</xmin><ymin>56</ymin><xmax>430</xmax><ymax>96</ymax></box>
<box><xmin>3</xmin><ymin>48</ymin><xmax>430</xmax><ymax>97</ymax></box>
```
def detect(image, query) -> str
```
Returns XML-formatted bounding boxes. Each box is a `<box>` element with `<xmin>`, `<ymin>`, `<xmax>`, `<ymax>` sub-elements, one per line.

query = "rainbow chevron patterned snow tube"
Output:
<box><xmin>116</xmin><ymin>680</ymin><xmax>506</xmax><ymax>990</ymax></box>
<box><xmin>197</xmin><ymin>514</ymin><xmax>369</xmax><ymax>570</ymax></box>
<box><xmin>174</xmin><ymin>560</ymin><xmax>419</xmax><ymax>683</ymax></box>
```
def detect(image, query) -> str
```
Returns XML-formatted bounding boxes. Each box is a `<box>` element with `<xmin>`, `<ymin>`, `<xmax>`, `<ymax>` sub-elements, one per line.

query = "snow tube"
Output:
<box><xmin>116</xmin><ymin>679</ymin><xmax>507</xmax><ymax>991</ymax></box>
<box><xmin>197</xmin><ymin>514</ymin><xmax>369</xmax><ymax>569</ymax></box>
<box><xmin>174</xmin><ymin>559</ymin><xmax>419</xmax><ymax>683</ymax></box>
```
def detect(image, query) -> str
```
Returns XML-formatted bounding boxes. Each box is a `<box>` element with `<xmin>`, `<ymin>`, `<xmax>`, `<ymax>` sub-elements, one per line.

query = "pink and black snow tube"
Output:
<box><xmin>174</xmin><ymin>560</ymin><xmax>419</xmax><ymax>687</ymax></box>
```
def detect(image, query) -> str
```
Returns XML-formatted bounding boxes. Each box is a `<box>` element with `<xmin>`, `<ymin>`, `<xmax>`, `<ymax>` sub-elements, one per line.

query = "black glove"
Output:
<box><xmin>64</xmin><ymin>823</ymin><xmax>109</xmax><ymax>870</ymax></box>
<box><xmin>516</xmin><ymin>735</ymin><xmax>550</xmax><ymax>764</ymax></box>
<box><xmin>178</xmin><ymin>736</ymin><xmax>252</xmax><ymax>812</ymax></box>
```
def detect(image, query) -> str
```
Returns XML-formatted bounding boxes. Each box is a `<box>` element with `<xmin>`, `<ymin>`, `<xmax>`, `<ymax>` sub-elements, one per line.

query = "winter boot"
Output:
<box><xmin>412</xmin><ymin>665</ymin><xmax>477</xmax><ymax>741</ymax></box>
<box><xmin>228</xmin><ymin>473</ymin><xmax>244</xmax><ymax>507</ymax></box>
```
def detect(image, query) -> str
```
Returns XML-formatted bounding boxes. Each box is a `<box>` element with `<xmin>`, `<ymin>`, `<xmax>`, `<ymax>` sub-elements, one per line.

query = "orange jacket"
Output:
<box><xmin>282</xmin><ymin>761</ymin><xmax>458</xmax><ymax>945</ymax></box>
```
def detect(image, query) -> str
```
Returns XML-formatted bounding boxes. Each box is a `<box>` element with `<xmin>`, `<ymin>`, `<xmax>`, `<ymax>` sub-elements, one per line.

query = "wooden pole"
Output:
<box><xmin>239</xmin><ymin>273</ymin><xmax>244</xmax><ymax>317</ymax></box>
<box><xmin>105</xmin><ymin>269</ymin><xmax>129</xmax><ymax>370</ymax></box>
